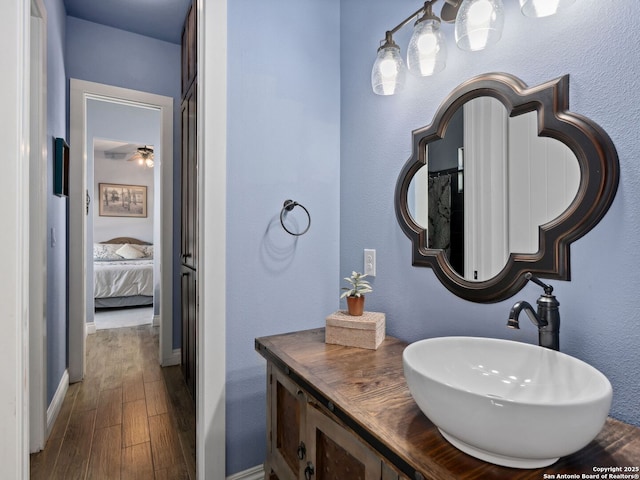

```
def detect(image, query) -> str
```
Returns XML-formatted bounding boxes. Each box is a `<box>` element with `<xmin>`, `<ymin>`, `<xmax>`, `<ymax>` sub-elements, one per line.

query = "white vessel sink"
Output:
<box><xmin>403</xmin><ymin>336</ymin><xmax>612</xmax><ymax>468</ymax></box>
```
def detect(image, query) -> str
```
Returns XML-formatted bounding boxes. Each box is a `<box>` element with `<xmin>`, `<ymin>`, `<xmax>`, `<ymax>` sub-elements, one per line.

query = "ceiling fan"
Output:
<box><xmin>128</xmin><ymin>145</ymin><xmax>154</xmax><ymax>168</ymax></box>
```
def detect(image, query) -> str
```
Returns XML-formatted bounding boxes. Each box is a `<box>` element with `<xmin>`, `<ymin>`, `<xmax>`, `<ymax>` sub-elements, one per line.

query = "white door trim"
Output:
<box><xmin>69</xmin><ymin>79</ymin><xmax>174</xmax><ymax>382</ymax></box>
<box><xmin>28</xmin><ymin>0</ymin><xmax>47</xmax><ymax>453</ymax></box>
<box><xmin>198</xmin><ymin>0</ymin><xmax>227</xmax><ymax>478</ymax></box>
<box><xmin>0</xmin><ymin>0</ymin><xmax>30</xmax><ymax>476</ymax></box>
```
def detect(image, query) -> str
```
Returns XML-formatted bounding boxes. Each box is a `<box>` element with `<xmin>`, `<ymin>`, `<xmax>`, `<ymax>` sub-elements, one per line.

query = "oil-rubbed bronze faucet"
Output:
<box><xmin>507</xmin><ymin>273</ymin><xmax>560</xmax><ymax>351</ymax></box>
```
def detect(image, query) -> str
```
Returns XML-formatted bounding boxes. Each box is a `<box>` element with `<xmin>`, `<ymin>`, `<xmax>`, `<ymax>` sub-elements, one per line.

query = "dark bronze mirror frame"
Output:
<box><xmin>395</xmin><ymin>72</ymin><xmax>619</xmax><ymax>303</ymax></box>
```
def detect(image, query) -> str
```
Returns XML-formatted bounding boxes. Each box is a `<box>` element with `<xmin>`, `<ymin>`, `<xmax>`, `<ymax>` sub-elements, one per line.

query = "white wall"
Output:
<box><xmin>93</xmin><ymin>150</ymin><xmax>155</xmax><ymax>243</ymax></box>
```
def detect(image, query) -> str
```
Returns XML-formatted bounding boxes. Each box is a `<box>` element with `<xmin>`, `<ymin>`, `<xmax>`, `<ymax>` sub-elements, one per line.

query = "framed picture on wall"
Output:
<box><xmin>98</xmin><ymin>183</ymin><xmax>148</xmax><ymax>218</ymax></box>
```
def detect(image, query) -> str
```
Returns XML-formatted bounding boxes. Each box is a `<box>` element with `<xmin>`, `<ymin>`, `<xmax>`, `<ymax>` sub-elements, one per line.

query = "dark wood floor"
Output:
<box><xmin>30</xmin><ymin>325</ymin><xmax>196</xmax><ymax>480</ymax></box>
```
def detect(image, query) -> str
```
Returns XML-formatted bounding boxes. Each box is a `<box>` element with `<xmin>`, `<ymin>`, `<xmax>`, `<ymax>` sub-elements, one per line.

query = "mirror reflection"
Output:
<box><xmin>408</xmin><ymin>96</ymin><xmax>580</xmax><ymax>281</ymax></box>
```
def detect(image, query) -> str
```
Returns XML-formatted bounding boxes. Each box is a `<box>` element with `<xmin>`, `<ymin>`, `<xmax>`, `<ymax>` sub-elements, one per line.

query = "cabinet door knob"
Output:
<box><xmin>296</xmin><ymin>441</ymin><xmax>306</xmax><ymax>460</ymax></box>
<box><xmin>304</xmin><ymin>462</ymin><xmax>314</xmax><ymax>480</ymax></box>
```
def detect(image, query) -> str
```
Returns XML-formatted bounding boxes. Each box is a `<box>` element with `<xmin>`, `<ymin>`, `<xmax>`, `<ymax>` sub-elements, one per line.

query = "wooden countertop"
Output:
<box><xmin>256</xmin><ymin>328</ymin><xmax>640</xmax><ymax>480</ymax></box>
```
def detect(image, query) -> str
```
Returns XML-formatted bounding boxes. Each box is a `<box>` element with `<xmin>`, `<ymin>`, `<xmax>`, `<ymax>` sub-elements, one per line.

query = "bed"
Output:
<box><xmin>93</xmin><ymin>237</ymin><xmax>154</xmax><ymax>308</ymax></box>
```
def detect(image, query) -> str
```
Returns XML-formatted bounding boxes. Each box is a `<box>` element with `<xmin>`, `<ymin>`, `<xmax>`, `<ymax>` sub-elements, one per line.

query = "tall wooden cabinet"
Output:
<box><xmin>180</xmin><ymin>3</ymin><xmax>197</xmax><ymax>400</ymax></box>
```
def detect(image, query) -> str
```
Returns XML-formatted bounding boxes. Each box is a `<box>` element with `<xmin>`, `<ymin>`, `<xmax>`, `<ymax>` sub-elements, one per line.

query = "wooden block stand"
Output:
<box><xmin>325</xmin><ymin>310</ymin><xmax>385</xmax><ymax>350</ymax></box>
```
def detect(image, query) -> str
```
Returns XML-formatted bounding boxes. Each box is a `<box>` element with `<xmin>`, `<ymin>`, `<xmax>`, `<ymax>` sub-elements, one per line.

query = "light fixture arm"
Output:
<box><xmin>385</xmin><ymin>2</ymin><xmax>431</xmax><ymax>39</ymax></box>
<box><xmin>383</xmin><ymin>0</ymin><xmax>461</xmax><ymax>40</ymax></box>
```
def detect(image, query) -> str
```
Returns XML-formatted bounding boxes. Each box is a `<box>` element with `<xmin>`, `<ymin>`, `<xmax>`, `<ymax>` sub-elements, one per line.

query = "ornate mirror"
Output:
<box><xmin>395</xmin><ymin>73</ymin><xmax>619</xmax><ymax>302</ymax></box>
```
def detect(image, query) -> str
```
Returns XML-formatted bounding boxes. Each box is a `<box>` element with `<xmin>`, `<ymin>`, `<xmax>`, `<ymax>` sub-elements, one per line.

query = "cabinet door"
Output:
<box><xmin>267</xmin><ymin>366</ymin><xmax>306</xmax><ymax>480</ymax></box>
<box><xmin>180</xmin><ymin>83</ymin><xmax>197</xmax><ymax>270</ymax></box>
<box><xmin>180</xmin><ymin>266</ymin><xmax>197</xmax><ymax>399</ymax></box>
<box><xmin>382</xmin><ymin>462</ymin><xmax>411</xmax><ymax>480</ymax></box>
<box><xmin>181</xmin><ymin>3</ymin><xmax>197</xmax><ymax>94</ymax></box>
<box><xmin>305</xmin><ymin>405</ymin><xmax>381</xmax><ymax>480</ymax></box>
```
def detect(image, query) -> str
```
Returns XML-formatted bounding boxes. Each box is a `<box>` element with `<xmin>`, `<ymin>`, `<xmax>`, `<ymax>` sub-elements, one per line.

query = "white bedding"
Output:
<box><xmin>94</xmin><ymin>259</ymin><xmax>154</xmax><ymax>299</ymax></box>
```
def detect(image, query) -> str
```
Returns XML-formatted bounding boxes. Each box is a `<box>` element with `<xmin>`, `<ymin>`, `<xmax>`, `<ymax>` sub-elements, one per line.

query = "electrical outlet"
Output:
<box><xmin>364</xmin><ymin>249</ymin><xmax>376</xmax><ymax>277</ymax></box>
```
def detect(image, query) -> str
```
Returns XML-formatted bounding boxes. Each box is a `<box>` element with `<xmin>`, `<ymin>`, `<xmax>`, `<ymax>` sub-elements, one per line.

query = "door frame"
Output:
<box><xmin>197</xmin><ymin>0</ymin><xmax>227</xmax><ymax>477</ymax></box>
<box><xmin>68</xmin><ymin>79</ymin><xmax>174</xmax><ymax>382</ymax></box>
<box><xmin>0</xmin><ymin>0</ymin><xmax>30</xmax><ymax>476</ymax></box>
<box><xmin>28</xmin><ymin>0</ymin><xmax>47</xmax><ymax>453</ymax></box>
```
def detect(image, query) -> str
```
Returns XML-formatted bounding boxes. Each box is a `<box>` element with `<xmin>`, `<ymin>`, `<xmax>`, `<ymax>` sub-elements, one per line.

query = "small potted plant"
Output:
<box><xmin>340</xmin><ymin>271</ymin><xmax>373</xmax><ymax>316</ymax></box>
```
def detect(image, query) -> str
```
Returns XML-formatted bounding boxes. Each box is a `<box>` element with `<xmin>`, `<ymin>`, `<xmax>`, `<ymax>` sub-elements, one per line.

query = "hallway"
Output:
<box><xmin>30</xmin><ymin>326</ymin><xmax>196</xmax><ymax>479</ymax></box>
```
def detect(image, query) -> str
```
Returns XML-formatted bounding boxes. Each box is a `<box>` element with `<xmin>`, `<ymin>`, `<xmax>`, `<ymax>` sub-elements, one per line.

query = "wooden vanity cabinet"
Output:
<box><xmin>267</xmin><ymin>365</ymin><xmax>304</xmax><ymax>480</ymax></box>
<box><xmin>257</xmin><ymin>329</ymin><xmax>640</xmax><ymax>480</ymax></box>
<box><xmin>266</xmin><ymin>364</ymin><xmax>399</xmax><ymax>480</ymax></box>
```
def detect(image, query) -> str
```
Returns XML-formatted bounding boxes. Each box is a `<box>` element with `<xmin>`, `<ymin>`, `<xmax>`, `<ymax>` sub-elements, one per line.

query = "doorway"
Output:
<box><xmin>68</xmin><ymin>80</ymin><xmax>175</xmax><ymax>384</ymax></box>
<box><xmin>3</xmin><ymin>1</ymin><xmax>226</xmax><ymax>477</ymax></box>
<box><xmin>88</xmin><ymin>110</ymin><xmax>159</xmax><ymax>334</ymax></box>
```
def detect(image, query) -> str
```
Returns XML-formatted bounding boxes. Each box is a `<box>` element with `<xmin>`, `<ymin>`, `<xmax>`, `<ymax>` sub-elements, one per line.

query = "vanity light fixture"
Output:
<box><xmin>455</xmin><ymin>0</ymin><xmax>504</xmax><ymax>52</ymax></box>
<box><xmin>372</xmin><ymin>0</ymin><xmax>573</xmax><ymax>95</ymax></box>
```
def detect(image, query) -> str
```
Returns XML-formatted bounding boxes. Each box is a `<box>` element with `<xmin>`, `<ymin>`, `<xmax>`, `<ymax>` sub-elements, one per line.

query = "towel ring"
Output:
<box><xmin>280</xmin><ymin>199</ymin><xmax>311</xmax><ymax>236</ymax></box>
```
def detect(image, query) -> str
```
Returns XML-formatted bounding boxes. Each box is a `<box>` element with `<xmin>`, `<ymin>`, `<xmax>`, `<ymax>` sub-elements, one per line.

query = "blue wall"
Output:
<box><xmin>45</xmin><ymin>0</ymin><xmax>68</xmax><ymax>405</ymax></box>
<box><xmin>340</xmin><ymin>0</ymin><xmax>640</xmax><ymax>427</ymax></box>
<box><xmin>65</xmin><ymin>16</ymin><xmax>182</xmax><ymax>348</ymax></box>
<box><xmin>226</xmin><ymin>0</ymin><xmax>341</xmax><ymax>473</ymax></box>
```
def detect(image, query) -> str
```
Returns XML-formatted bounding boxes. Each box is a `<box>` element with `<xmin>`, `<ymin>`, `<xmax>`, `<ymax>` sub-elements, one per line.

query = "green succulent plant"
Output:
<box><xmin>340</xmin><ymin>271</ymin><xmax>373</xmax><ymax>298</ymax></box>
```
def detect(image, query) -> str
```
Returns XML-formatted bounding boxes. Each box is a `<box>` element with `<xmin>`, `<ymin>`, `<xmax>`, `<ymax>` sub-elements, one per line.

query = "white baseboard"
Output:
<box><xmin>86</xmin><ymin>322</ymin><xmax>96</xmax><ymax>335</ymax></box>
<box><xmin>46</xmin><ymin>369</ymin><xmax>69</xmax><ymax>438</ymax></box>
<box><xmin>227</xmin><ymin>465</ymin><xmax>264</xmax><ymax>480</ymax></box>
<box><xmin>162</xmin><ymin>348</ymin><xmax>181</xmax><ymax>367</ymax></box>
<box><xmin>153</xmin><ymin>314</ymin><xmax>160</xmax><ymax>327</ymax></box>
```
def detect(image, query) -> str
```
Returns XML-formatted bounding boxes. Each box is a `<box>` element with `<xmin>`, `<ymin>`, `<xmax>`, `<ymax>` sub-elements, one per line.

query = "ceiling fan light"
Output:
<box><xmin>455</xmin><ymin>0</ymin><xmax>505</xmax><ymax>52</ymax></box>
<box><xmin>520</xmin><ymin>0</ymin><xmax>575</xmax><ymax>18</ymax></box>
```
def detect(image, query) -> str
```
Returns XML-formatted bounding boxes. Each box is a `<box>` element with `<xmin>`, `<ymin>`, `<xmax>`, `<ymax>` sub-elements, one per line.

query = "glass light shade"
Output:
<box><xmin>519</xmin><ymin>0</ymin><xmax>575</xmax><ymax>18</ymax></box>
<box><xmin>407</xmin><ymin>18</ymin><xmax>447</xmax><ymax>77</ymax></box>
<box><xmin>455</xmin><ymin>0</ymin><xmax>505</xmax><ymax>52</ymax></box>
<box><xmin>371</xmin><ymin>44</ymin><xmax>406</xmax><ymax>96</ymax></box>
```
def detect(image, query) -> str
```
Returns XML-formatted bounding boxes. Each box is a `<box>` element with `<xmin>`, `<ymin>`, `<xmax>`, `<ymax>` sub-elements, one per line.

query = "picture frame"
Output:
<box><xmin>98</xmin><ymin>183</ymin><xmax>148</xmax><ymax>218</ymax></box>
<box><xmin>54</xmin><ymin>137</ymin><xmax>69</xmax><ymax>197</ymax></box>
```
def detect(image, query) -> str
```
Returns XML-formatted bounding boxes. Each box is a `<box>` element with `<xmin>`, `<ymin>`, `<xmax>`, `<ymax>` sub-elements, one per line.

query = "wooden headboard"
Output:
<box><xmin>100</xmin><ymin>237</ymin><xmax>152</xmax><ymax>245</ymax></box>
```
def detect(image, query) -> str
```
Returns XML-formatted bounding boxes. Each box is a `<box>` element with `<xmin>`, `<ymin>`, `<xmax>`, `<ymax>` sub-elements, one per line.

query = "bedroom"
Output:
<box><xmin>82</xmin><ymin>97</ymin><xmax>162</xmax><ymax>333</ymax></box>
<box><xmin>90</xmin><ymin>137</ymin><xmax>157</xmax><ymax>331</ymax></box>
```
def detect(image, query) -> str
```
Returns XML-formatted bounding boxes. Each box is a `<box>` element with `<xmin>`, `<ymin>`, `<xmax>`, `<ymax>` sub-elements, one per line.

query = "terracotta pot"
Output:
<box><xmin>346</xmin><ymin>295</ymin><xmax>365</xmax><ymax>316</ymax></box>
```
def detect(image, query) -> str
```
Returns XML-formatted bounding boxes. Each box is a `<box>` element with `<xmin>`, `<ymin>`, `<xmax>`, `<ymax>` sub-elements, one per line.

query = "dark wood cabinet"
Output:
<box><xmin>266</xmin><ymin>364</ymin><xmax>386</xmax><ymax>480</ymax></box>
<box><xmin>180</xmin><ymin>265</ymin><xmax>197</xmax><ymax>396</ymax></box>
<box><xmin>181</xmin><ymin>3</ymin><xmax>197</xmax><ymax>96</ymax></box>
<box><xmin>180</xmin><ymin>82</ymin><xmax>197</xmax><ymax>271</ymax></box>
<box><xmin>256</xmin><ymin>329</ymin><xmax>640</xmax><ymax>480</ymax></box>
<box><xmin>267</xmin><ymin>366</ymin><xmax>305</xmax><ymax>480</ymax></box>
<box><xmin>180</xmin><ymin>2</ymin><xmax>197</xmax><ymax>401</ymax></box>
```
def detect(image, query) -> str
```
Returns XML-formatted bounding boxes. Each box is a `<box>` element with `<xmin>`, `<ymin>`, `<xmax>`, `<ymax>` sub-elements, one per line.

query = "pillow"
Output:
<box><xmin>115</xmin><ymin>243</ymin><xmax>146</xmax><ymax>260</ymax></box>
<box><xmin>138</xmin><ymin>245</ymin><xmax>154</xmax><ymax>259</ymax></box>
<box><xmin>93</xmin><ymin>243</ymin><xmax>123</xmax><ymax>261</ymax></box>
